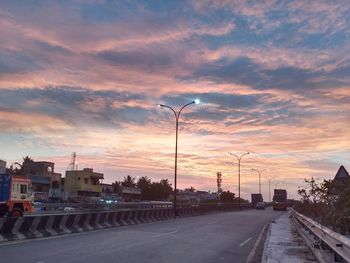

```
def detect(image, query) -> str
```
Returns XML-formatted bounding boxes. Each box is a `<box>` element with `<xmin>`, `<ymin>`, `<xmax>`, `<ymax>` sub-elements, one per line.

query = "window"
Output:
<box><xmin>20</xmin><ymin>184</ymin><xmax>28</xmax><ymax>194</ymax></box>
<box><xmin>84</xmin><ymin>178</ymin><xmax>88</xmax><ymax>184</ymax></box>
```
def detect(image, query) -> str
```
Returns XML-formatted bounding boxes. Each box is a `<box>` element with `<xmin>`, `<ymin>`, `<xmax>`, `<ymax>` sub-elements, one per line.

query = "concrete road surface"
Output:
<box><xmin>0</xmin><ymin>208</ymin><xmax>284</xmax><ymax>263</ymax></box>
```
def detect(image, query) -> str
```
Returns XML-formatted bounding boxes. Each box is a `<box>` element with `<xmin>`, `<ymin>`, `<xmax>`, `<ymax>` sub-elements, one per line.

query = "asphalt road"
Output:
<box><xmin>0</xmin><ymin>208</ymin><xmax>284</xmax><ymax>263</ymax></box>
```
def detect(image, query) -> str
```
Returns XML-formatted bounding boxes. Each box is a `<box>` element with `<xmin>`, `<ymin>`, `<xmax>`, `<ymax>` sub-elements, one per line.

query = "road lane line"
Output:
<box><xmin>156</xmin><ymin>230</ymin><xmax>178</xmax><ymax>237</ymax></box>
<box><xmin>239</xmin><ymin>237</ymin><xmax>252</xmax><ymax>247</ymax></box>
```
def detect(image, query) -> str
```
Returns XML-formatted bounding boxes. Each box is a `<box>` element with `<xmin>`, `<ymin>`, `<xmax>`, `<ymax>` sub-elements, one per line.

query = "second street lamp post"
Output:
<box><xmin>267</xmin><ymin>177</ymin><xmax>275</xmax><ymax>202</ymax></box>
<box><xmin>158</xmin><ymin>99</ymin><xmax>200</xmax><ymax>216</ymax></box>
<box><xmin>251</xmin><ymin>168</ymin><xmax>266</xmax><ymax>195</ymax></box>
<box><xmin>228</xmin><ymin>152</ymin><xmax>249</xmax><ymax>209</ymax></box>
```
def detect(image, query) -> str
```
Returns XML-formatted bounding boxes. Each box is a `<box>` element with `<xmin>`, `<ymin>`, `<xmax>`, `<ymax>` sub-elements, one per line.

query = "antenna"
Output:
<box><xmin>69</xmin><ymin>152</ymin><xmax>78</xmax><ymax>171</ymax></box>
<box><xmin>217</xmin><ymin>172</ymin><xmax>222</xmax><ymax>194</ymax></box>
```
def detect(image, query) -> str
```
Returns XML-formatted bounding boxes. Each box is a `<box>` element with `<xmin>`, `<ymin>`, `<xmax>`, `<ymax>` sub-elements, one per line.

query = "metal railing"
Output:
<box><xmin>292</xmin><ymin>209</ymin><xmax>350</xmax><ymax>262</ymax></box>
<box><xmin>27</xmin><ymin>201</ymin><xmax>251</xmax><ymax>216</ymax></box>
<box><xmin>28</xmin><ymin>201</ymin><xmax>173</xmax><ymax>215</ymax></box>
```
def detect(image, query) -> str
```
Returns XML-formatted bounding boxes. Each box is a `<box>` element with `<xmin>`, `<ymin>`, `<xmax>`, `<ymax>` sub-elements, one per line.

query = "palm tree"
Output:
<box><xmin>112</xmin><ymin>181</ymin><xmax>122</xmax><ymax>194</ymax></box>
<box><xmin>22</xmin><ymin>156</ymin><xmax>34</xmax><ymax>165</ymax></box>
<box><xmin>121</xmin><ymin>175</ymin><xmax>136</xmax><ymax>187</ymax></box>
<box><xmin>137</xmin><ymin>176</ymin><xmax>151</xmax><ymax>190</ymax></box>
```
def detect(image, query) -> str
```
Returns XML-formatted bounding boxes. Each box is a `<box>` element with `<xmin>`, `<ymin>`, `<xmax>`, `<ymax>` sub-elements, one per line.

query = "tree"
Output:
<box><xmin>8</xmin><ymin>156</ymin><xmax>34</xmax><ymax>175</ymax></box>
<box><xmin>137</xmin><ymin>176</ymin><xmax>151</xmax><ymax>190</ymax></box>
<box><xmin>220</xmin><ymin>191</ymin><xmax>235</xmax><ymax>203</ymax></box>
<box><xmin>296</xmin><ymin>176</ymin><xmax>350</xmax><ymax>233</ymax></box>
<box><xmin>185</xmin><ymin>186</ymin><xmax>196</xmax><ymax>192</ymax></box>
<box><xmin>22</xmin><ymin>156</ymin><xmax>34</xmax><ymax>165</ymax></box>
<box><xmin>160</xmin><ymin>179</ymin><xmax>172</xmax><ymax>196</ymax></box>
<box><xmin>112</xmin><ymin>181</ymin><xmax>122</xmax><ymax>194</ymax></box>
<box><xmin>121</xmin><ymin>175</ymin><xmax>136</xmax><ymax>187</ymax></box>
<box><xmin>141</xmin><ymin>179</ymin><xmax>173</xmax><ymax>201</ymax></box>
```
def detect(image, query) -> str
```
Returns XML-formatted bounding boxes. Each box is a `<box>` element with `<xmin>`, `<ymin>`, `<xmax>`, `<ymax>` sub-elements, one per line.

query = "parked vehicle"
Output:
<box><xmin>0</xmin><ymin>174</ymin><xmax>34</xmax><ymax>217</ymax></box>
<box><xmin>256</xmin><ymin>202</ymin><xmax>266</xmax><ymax>210</ymax></box>
<box><xmin>273</xmin><ymin>189</ymin><xmax>287</xmax><ymax>211</ymax></box>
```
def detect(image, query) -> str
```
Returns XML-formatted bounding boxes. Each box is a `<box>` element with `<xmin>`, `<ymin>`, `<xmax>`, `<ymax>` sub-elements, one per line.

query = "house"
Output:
<box><xmin>0</xmin><ymin>160</ymin><xmax>6</xmax><ymax>174</ymax></box>
<box><xmin>64</xmin><ymin>168</ymin><xmax>104</xmax><ymax>202</ymax></box>
<box><xmin>23</xmin><ymin>161</ymin><xmax>62</xmax><ymax>202</ymax></box>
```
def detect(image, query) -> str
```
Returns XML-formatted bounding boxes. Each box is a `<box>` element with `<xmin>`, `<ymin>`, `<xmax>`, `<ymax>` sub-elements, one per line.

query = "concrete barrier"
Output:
<box><xmin>0</xmin><ymin>204</ymin><xmax>244</xmax><ymax>242</ymax></box>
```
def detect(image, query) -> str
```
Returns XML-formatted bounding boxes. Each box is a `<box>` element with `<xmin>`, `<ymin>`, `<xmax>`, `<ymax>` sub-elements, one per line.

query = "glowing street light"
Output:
<box><xmin>157</xmin><ymin>99</ymin><xmax>200</xmax><ymax>216</ymax></box>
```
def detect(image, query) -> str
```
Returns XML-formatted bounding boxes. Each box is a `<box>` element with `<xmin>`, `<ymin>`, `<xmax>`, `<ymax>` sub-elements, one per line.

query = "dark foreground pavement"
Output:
<box><xmin>0</xmin><ymin>208</ymin><xmax>284</xmax><ymax>263</ymax></box>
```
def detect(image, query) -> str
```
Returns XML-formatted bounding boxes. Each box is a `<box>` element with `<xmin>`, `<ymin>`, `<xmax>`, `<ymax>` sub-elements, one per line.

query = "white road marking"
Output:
<box><xmin>239</xmin><ymin>237</ymin><xmax>252</xmax><ymax>247</ymax></box>
<box><xmin>156</xmin><ymin>230</ymin><xmax>178</xmax><ymax>237</ymax></box>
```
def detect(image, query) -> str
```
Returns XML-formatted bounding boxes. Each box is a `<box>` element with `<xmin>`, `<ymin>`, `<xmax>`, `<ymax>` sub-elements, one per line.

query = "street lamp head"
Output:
<box><xmin>157</xmin><ymin>104</ymin><xmax>163</xmax><ymax>108</ymax></box>
<box><xmin>194</xmin><ymin>98</ymin><xmax>200</xmax><ymax>105</ymax></box>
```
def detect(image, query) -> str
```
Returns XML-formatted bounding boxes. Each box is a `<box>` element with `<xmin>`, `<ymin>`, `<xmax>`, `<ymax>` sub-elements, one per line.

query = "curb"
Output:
<box><xmin>246</xmin><ymin>222</ymin><xmax>270</xmax><ymax>263</ymax></box>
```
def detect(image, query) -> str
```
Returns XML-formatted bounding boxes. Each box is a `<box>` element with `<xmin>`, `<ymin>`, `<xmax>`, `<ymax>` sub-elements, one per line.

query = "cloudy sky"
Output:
<box><xmin>0</xmin><ymin>0</ymin><xmax>349</xmax><ymax>200</ymax></box>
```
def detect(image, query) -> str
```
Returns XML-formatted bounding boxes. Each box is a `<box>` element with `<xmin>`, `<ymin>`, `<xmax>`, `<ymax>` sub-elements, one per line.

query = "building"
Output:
<box><xmin>333</xmin><ymin>165</ymin><xmax>349</xmax><ymax>182</ymax></box>
<box><xmin>196</xmin><ymin>191</ymin><xmax>218</xmax><ymax>201</ymax></box>
<box><xmin>23</xmin><ymin>161</ymin><xmax>54</xmax><ymax>176</ymax></box>
<box><xmin>121</xmin><ymin>187</ymin><xmax>141</xmax><ymax>202</ymax></box>
<box><xmin>177</xmin><ymin>190</ymin><xmax>218</xmax><ymax>204</ymax></box>
<box><xmin>0</xmin><ymin>160</ymin><xmax>6</xmax><ymax>174</ymax></box>
<box><xmin>101</xmin><ymin>183</ymin><xmax>121</xmax><ymax>202</ymax></box>
<box><xmin>23</xmin><ymin>161</ymin><xmax>62</xmax><ymax>202</ymax></box>
<box><xmin>64</xmin><ymin>168</ymin><xmax>104</xmax><ymax>202</ymax></box>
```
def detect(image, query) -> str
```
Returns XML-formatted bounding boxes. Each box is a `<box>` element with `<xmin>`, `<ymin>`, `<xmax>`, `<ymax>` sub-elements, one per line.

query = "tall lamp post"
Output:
<box><xmin>228</xmin><ymin>152</ymin><xmax>249</xmax><ymax>209</ymax></box>
<box><xmin>251</xmin><ymin>168</ymin><xmax>266</xmax><ymax>195</ymax></box>
<box><xmin>158</xmin><ymin>99</ymin><xmax>200</xmax><ymax>216</ymax></box>
<box><xmin>267</xmin><ymin>177</ymin><xmax>275</xmax><ymax>203</ymax></box>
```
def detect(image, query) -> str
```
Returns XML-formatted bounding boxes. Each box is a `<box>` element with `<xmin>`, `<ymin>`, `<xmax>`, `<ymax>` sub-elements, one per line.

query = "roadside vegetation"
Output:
<box><xmin>296</xmin><ymin>177</ymin><xmax>350</xmax><ymax>234</ymax></box>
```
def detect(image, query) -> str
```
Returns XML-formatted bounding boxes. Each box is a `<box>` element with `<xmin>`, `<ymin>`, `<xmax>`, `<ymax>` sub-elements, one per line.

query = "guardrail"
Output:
<box><xmin>29</xmin><ymin>201</ymin><xmax>251</xmax><ymax>215</ymax></box>
<box><xmin>30</xmin><ymin>201</ymin><xmax>172</xmax><ymax>215</ymax></box>
<box><xmin>292</xmin><ymin>209</ymin><xmax>350</xmax><ymax>262</ymax></box>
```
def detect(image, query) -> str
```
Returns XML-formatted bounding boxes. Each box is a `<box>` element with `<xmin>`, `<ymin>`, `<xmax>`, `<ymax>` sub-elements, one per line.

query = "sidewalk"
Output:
<box><xmin>262</xmin><ymin>211</ymin><xmax>317</xmax><ymax>263</ymax></box>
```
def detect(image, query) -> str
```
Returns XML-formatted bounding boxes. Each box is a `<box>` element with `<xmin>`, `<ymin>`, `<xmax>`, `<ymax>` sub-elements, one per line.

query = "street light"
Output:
<box><xmin>267</xmin><ymin>177</ymin><xmax>275</xmax><ymax>203</ymax></box>
<box><xmin>157</xmin><ymin>99</ymin><xmax>200</xmax><ymax>216</ymax></box>
<box><xmin>228</xmin><ymin>152</ymin><xmax>249</xmax><ymax>209</ymax></box>
<box><xmin>251</xmin><ymin>168</ymin><xmax>267</xmax><ymax>195</ymax></box>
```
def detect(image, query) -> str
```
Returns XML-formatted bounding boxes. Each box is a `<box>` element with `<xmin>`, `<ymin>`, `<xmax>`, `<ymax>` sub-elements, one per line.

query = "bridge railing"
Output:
<box><xmin>30</xmin><ymin>201</ymin><xmax>251</xmax><ymax>215</ymax></box>
<box><xmin>292</xmin><ymin>209</ymin><xmax>350</xmax><ymax>262</ymax></box>
<box><xmin>30</xmin><ymin>201</ymin><xmax>173</xmax><ymax>215</ymax></box>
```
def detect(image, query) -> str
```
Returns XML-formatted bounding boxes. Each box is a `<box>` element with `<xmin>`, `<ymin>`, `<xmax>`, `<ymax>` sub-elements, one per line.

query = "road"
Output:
<box><xmin>0</xmin><ymin>208</ymin><xmax>284</xmax><ymax>263</ymax></box>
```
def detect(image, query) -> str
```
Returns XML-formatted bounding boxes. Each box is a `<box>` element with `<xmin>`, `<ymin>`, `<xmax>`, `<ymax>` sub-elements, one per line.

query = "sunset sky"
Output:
<box><xmin>0</xmin><ymin>1</ymin><xmax>349</xmax><ymax>200</ymax></box>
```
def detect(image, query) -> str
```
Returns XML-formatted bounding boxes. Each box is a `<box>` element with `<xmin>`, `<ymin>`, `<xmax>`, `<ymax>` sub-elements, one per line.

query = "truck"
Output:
<box><xmin>273</xmin><ymin>189</ymin><xmax>287</xmax><ymax>211</ymax></box>
<box><xmin>0</xmin><ymin>174</ymin><xmax>34</xmax><ymax>217</ymax></box>
<box><xmin>251</xmin><ymin>193</ymin><xmax>263</xmax><ymax>207</ymax></box>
